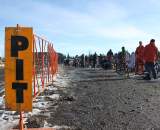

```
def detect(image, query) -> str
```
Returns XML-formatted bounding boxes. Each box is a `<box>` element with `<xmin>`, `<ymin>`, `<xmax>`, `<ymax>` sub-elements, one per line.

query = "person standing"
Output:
<box><xmin>128</xmin><ymin>52</ymin><xmax>135</xmax><ymax>72</ymax></box>
<box><xmin>107</xmin><ymin>49</ymin><xmax>113</xmax><ymax>61</ymax></box>
<box><xmin>144</xmin><ymin>39</ymin><xmax>158</xmax><ymax>80</ymax></box>
<box><xmin>120</xmin><ymin>46</ymin><xmax>126</xmax><ymax>71</ymax></box>
<box><xmin>135</xmin><ymin>41</ymin><xmax>145</xmax><ymax>74</ymax></box>
<box><xmin>93</xmin><ymin>52</ymin><xmax>97</xmax><ymax>68</ymax></box>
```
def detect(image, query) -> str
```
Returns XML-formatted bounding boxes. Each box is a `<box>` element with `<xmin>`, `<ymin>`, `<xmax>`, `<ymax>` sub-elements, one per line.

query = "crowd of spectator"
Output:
<box><xmin>64</xmin><ymin>39</ymin><xmax>160</xmax><ymax>80</ymax></box>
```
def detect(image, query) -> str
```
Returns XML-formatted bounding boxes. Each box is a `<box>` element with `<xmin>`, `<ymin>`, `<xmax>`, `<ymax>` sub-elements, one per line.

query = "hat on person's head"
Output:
<box><xmin>150</xmin><ymin>39</ymin><xmax>155</xmax><ymax>43</ymax></box>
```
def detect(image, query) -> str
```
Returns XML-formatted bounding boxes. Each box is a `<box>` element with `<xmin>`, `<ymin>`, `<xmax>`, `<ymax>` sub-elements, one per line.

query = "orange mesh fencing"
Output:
<box><xmin>33</xmin><ymin>35</ymin><xmax>58</xmax><ymax>98</ymax></box>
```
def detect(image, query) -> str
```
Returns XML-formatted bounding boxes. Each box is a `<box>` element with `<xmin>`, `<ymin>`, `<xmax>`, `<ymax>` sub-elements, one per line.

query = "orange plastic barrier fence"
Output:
<box><xmin>33</xmin><ymin>35</ymin><xmax>58</xmax><ymax>98</ymax></box>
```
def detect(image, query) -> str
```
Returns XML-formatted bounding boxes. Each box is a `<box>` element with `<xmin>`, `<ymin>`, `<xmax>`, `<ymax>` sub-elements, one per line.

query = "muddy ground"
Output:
<box><xmin>19</xmin><ymin>66</ymin><xmax>160</xmax><ymax>130</ymax></box>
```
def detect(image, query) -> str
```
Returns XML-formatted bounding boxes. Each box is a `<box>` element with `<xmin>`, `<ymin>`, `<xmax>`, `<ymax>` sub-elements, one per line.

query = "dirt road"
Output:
<box><xmin>25</xmin><ymin>66</ymin><xmax>160</xmax><ymax>130</ymax></box>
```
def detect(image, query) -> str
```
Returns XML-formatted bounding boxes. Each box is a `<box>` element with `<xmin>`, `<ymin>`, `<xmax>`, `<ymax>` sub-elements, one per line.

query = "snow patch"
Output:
<box><xmin>48</xmin><ymin>94</ymin><xmax>60</xmax><ymax>100</ymax></box>
<box><xmin>53</xmin><ymin>125</ymin><xmax>72</xmax><ymax>129</ymax></box>
<box><xmin>0</xmin><ymin>97</ymin><xmax>4</xmax><ymax>106</ymax></box>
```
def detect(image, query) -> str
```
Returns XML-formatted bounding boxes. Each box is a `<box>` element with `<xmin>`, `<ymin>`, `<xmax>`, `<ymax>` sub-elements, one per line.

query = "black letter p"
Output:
<box><xmin>11</xmin><ymin>36</ymin><xmax>29</xmax><ymax>57</ymax></box>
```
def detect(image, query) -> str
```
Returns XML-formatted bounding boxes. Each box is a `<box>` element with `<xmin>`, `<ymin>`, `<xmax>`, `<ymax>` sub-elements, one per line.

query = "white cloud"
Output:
<box><xmin>0</xmin><ymin>0</ymin><xmax>128</xmax><ymax>35</ymax></box>
<box><xmin>88</xmin><ymin>1</ymin><xmax>128</xmax><ymax>21</ymax></box>
<box><xmin>94</xmin><ymin>26</ymin><xmax>147</xmax><ymax>39</ymax></box>
<box><xmin>1</xmin><ymin>0</ymin><xmax>160</xmax><ymax>56</ymax></box>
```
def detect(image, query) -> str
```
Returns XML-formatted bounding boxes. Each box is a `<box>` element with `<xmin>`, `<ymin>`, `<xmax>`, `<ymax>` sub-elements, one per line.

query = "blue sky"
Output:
<box><xmin>0</xmin><ymin>0</ymin><xmax>160</xmax><ymax>57</ymax></box>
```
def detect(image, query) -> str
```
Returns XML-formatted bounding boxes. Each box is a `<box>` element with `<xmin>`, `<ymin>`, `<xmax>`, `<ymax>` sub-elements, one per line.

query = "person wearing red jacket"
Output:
<box><xmin>144</xmin><ymin>39</ymin><xmax>158</xmax><ymax>80</ymax></box>
<box><xmin>135</xmin><ymin>41</ymin><xmax>145</xmax><ymax>74</ymax></box>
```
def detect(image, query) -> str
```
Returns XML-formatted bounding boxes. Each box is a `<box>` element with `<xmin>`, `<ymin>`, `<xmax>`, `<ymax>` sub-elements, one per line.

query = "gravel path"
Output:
<box><xmin>18</xmin><ymin>66</ymin><xmax>160</xmax><ymax>130</ymax></box>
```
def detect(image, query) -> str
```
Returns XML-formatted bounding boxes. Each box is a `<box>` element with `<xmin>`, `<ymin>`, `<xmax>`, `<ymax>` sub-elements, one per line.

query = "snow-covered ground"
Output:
<box><xmin>0</xmin><ymin>66</ymin><xmax>69</xmax><ymax>130</ymax></box>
